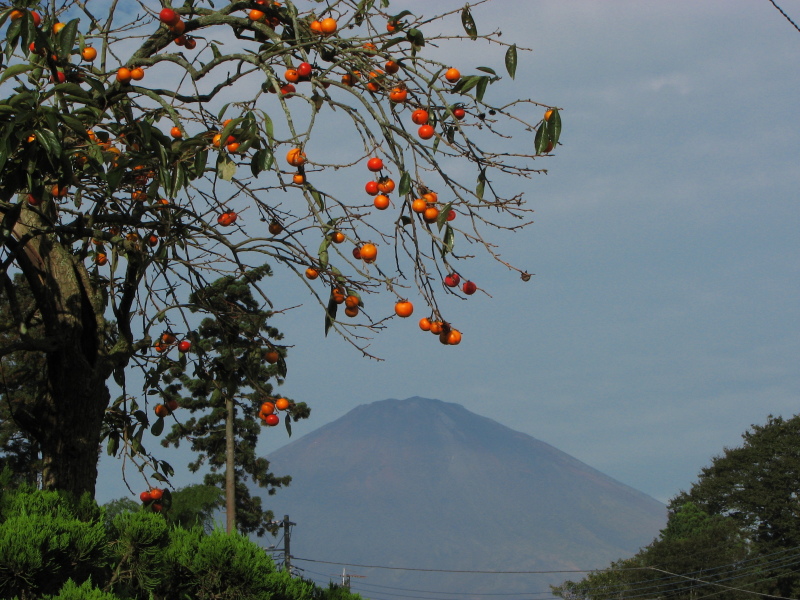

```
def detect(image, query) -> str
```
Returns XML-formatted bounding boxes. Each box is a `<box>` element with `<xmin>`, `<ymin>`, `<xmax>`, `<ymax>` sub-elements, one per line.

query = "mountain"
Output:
<box><xmin>261</xmin><ymin>397</ymin><xmax>665</xmax><ymax>597</ymax></box>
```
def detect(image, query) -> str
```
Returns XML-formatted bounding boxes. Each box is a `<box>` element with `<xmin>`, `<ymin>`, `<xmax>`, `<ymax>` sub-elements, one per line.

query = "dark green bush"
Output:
<box><xmin>43</xmin><ymin>578</ymin><xmax>121</xmax><ymax>600</ymax></box>
<box><xmin>0</xmin><ymin>488</ymin><xmax>107</xmax><ymax>599</ymax></box>
<box><xmin>157</xmin><ymin>526</ymin><xmax>277</xmax><ymax>599</ymax></box>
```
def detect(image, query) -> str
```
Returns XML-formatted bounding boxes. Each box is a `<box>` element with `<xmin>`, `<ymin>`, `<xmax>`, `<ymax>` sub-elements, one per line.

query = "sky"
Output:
<box><xmin>96</xmin><ymin>0</ymin><xmax>800</xmax><ymax>512</ymax></box>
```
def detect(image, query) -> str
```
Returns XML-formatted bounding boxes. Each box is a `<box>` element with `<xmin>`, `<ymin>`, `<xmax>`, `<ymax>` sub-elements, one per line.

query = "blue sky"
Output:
<box><xmin>98</xmin><ymin>0</ymin><xmax>800</xmax><ymax>508</ymax></box>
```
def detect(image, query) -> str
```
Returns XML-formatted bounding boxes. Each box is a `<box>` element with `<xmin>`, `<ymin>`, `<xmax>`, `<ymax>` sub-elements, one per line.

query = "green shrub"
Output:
<box><xmin>158</xmin><ymin>527</ymin><xmax>276</xmax><ymax>599</ymax></box>
<box><xmin>0</xmin><ymin>489</ymin><xmax>108</xmax><ymax>599</ymax></box>
<box><xmin>43</xmin><ymin>578</ymin><xmax>122</xmax><ymax>600</ymax></box>
<box><xmin>106</xmin><ymin>511</ymin><xmax>170</xmax><ymax>597</ymax></box>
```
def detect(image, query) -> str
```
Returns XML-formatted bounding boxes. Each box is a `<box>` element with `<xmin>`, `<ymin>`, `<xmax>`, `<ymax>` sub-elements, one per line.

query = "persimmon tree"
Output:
<box><xmin>0</xmin><ymin>0</ymin><xmax>562</xmax><ymax>500</ymax></box>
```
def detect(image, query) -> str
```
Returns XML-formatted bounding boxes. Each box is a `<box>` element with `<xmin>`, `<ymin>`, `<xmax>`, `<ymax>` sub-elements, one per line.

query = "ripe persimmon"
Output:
<box><xmin>345</xmin><ymin>295</ymin><xmax>360</xmax><ymax>309</ymax></box>
<box><xmin>429</xmin><ymin>321</ymin><xmax>443</xmax><ymax>334</ymax></box>
<box><xmin>422</xmin><ymin>191</ymin><xmax>438</xmax><ymax>203</ymax></box>
<box><xmin>249</xmin><ymin>9</ymin><xmax>265</xmax><ymax>21</ymax></box>
<box><xmin>444</xmin><ymin>67</ymin><xmax>461</xmax><ymax>83</ymax></box>
<box><xmin>423</xmin><ymin>206</ymin><xmax>439</xmax><ymax>223</ymax></box>
<box><xmin>95</xmin><ymin>252</ymin><xmax>108</xmax><ymax>266</ymax></box>
<box><xmin>52</xmin><ymin>22</ymin><xmax>65</xmax><ymax>34</ymax></box>
<box><xmin>385</xmin><ymin>60</ymin><xmax>400</xmax><ymax>74</ymax></box>
<box><xmin>377</xmin><ymin>178</ymin><xmax>395</xmax><ymax>194</ymax></box>
<box><xmin>154</xmin><ymin>404</ymin><xmax>169</xmax><ymax>418</ymax></box>
<box><xmin>81</xmin><ymin>46</ymin><xmax>97</xmax><ymax>61</ymax></box>
<box><xmin>332</xmin><ymin>287</ymin><xmax>346</xmax><ymax>303</ymax></box>
<box><xmin>544</xmin><ymin>109</ymin><xmax>554</xmax><ymax>122</ymax></box>
<box><xmin>268</xmin><ymin>220</ymin><xmax>283</xmax><ymax>235</ymax></box>
<box><xmin>305</xmin><ymin>267</ymin><xmax>319</xmax><ymax>280</ymax></box>
<box><xmin>411</xmin><ymin>198</ymin><xmax>427</xmax><ymax>213</ymax></box>
<box><xmin>367</xmin><ymin>157</ymin><xmax>383</xmax><ymax>172</ymax></box>
<box><xmin>159</xmin><ymin>7</ymin><xmax>180</xmax><ymax>25</ymax></box>
<box><xmin>360</xmin><ymin>243</ymin><xmax>377</xmax><ymax>263</ymax></box>
<box><xmin>130</xmin><ymin>67</ymin><xmax>145</xmax><ymax>81</ymax></box>
<box><xmin>331</xmin><ymin>231</ymin><xmax>346</xmax><ymax>243</ymax></box>
<box><xmin>373</xmin><ymin>194</ymin><xmax>390</xmax><ymax>210</ymax></box>
<box><xmin>319</xmin><ymin>17</ymin><xmax>337</xmax><ymax>34</ymax></box>
<box><xmin>418</xmin><ymin>125</ymin><xmax>435</xmax><ymax>140</ymax></box>
<box><xmin>419</xmin><ymin>317</ymin><xmax>432</xmax><ymax>331</ymax></box>
<box><xmin>170</xmin><ymin>126</ymin><xmax>182</xmax><ymax>138</ymax></box>
<box><xmin>260</xmin><ymin>401</ymin><xmax>276</xmax><ymax>415</ymax></box>
<box><xmin>293</xmin><ymin>173</ymin><xmax>305</xmax><ymax>184</ymax></box>
<box><xmin>275</xmin><ymin>397</ymin><xmax>290</xmax><ymax>410</ymax></box>
<box><xmin>389</xmin><ymin>87</ymin><xmax>408</xmax><ymax>103</ymax></box>
<box><xmin>365</xmin><ymin>180</ymin><xmax>379</xmax><ymax>195</ymax></box>
<box><xmin>344</xmin><ymin>305</ymin><xmax>359</xmax><ymax>317</ymax></box>
<box><xmin>445</xmin><ymin>329</ymin><xmax>462</xmax><ymax>345</ymax></box>
<box><xmin>265</xmin><ymin>414</ymin><xmax>280</xmax><ymax>426</ymax></box>
<box><xmin>265</xmin><ymin>350</ymin><xmax>280</xmax><ymax>363</ymax></box>
<box><xmin>116</xmin><ymin>67</ymin><xmax>132</xmax><ymax>83</ymax></box>
<box><xmin>309</xmin><ymin>20</ymin><xmax>323</xmax><ymax>34</ymax></box>
<box><xmin>285</xmin><ymin>68</ymin><xmax>299</xmax><ymax>83</ymax></box>
<box><xmin>286</xmin><ymin>148</ymin><xmax>306</xmax><ymax>166</ymax></box>
<box><xmin>411</xmin><ymin>109</ymin><xmax>429</xmax><ymax>125</ymax></box>
<box><xmin>394</xmin><ymin>301</ymin><xmax>413</xmax><ymax>318</ymax></box>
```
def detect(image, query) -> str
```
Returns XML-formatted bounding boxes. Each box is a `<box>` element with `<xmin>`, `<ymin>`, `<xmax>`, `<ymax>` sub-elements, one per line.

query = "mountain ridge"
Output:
<box><xmin>260</xmin><ymin>396</ymin><xmax>665</xmax><ymax>595</ymax></box>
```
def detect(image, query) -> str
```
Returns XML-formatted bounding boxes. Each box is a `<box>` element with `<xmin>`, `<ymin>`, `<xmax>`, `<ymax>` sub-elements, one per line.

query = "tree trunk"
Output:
<box><xmin>10</xmin><ymin>208</ymin><xmax>114</xmax><ymax>499</ymax></box>
<box><xmin>225</xmin><ymin>396</ymin><xmax>236</xmax><ymax>533</ymax></box>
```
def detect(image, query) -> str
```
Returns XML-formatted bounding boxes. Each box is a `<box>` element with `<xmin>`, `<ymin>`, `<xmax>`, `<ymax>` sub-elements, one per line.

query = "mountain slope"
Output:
<box><xmin>262</xmin><ymin>397</ymin><xmax>665</xmax><ymax>596</ymax></box>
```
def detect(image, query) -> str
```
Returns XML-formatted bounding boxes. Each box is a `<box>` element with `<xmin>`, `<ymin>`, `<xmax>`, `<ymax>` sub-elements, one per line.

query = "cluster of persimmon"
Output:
<box><xmin>418</xmin><ymin>317</ymin><xmax>462</xmax><ymax>346</ymax></box>
<box><xmin>154</xmin><ymin>332</ymin><xmax>192</xmax><ymax>354</ymax></box>
<box><xmin>258</xmin><ymin>397</ymin><xmax>291</xmax><ymax>426</ymax></box>
<box><xmin>444</xmin><ymin>273</ymin><xmax>478</xmax><ymax>295</ymax></box>
<box><xmin>139</xmin><ymin>487</ymin><xmax>166</xmax><ymax>512</ymax></box>
<box><xmin>13</xmin><ymin>9</ymin><xmax>100</xmax><ymax>82</ymax></box>
<box><xmin>159</xmin><ymin>7</ymin><xmax>196</xmax><ymax>48</ymax></box>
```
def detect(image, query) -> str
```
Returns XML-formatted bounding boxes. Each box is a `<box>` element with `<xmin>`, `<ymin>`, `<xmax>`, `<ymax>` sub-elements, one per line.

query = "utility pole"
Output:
<box><xmin>342</xmin><ymin>568</ymin><xmax>350</xmax><ymax>590</ymax></box>
<box><xmin>282</xmin><ymin>515</ymin><xmax>295</xmax><ymax>572</ymax></box>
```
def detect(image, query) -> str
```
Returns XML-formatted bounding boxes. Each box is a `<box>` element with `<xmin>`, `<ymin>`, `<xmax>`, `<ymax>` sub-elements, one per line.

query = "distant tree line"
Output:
<box><xmin>552</xmin><ymin>414</ymin><xmax>800</xmax><ymax>600</ymax></box>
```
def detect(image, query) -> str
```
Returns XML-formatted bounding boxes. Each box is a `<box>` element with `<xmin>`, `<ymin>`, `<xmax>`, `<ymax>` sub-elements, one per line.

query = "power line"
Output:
<box><xmin>767</xmin><ymin>0</ymin><xmax>800</xmax><ymax>33</ymax></box>
<box><xmin>293</xmin><ymin>557</ymin><xmax>602</xmax><ymax>575</ymax></box>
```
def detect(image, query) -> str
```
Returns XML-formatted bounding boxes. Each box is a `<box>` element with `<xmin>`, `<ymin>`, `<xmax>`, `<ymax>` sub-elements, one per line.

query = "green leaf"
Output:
<box><xmin>193</xmin><ymin>148</ymin><xmax>209</xmax><ymax>179</ymax></box>
<box><xmin>476</xmin><ymin>169</ymin><xmax>486</xmax><ymax>200</ymax></box>
<box><xmin>151</xmin><ymin>417</ymin><xmax>164</xmax><ymax>436</ymax></box>
<box><xmin>35</xmin><ymin>129</ymin><xmax>62</xmax><ymax>161</ymax></box>
<box><xmin>58</xmin><ymin>19</ymin><xmax>79</xmax><ymax>59</ymax></box>
<box><xmin>534</xmin><ymin>122</ymin><xmax>548</xmax><ymax>155</ymax></box>
<box><xmin>211</xmin><ymin>43</ymin><xmax>222</xmax><ymax>60</ymax></box>
<box><xmin>398</xmin><ymin>172</ymin><xmax>411</xmax><ymax>196</ymax></box>
<box><xmin>0</xmin><ymin>63</ymin><xmax>30</xmax><ymax>86</ymax></box>
<box><xmin>261</xmin><ymin>113</ymin><xmax>274</xmax><ymax>142</ymax></box>
<box><xmin>550</xmin><ymin>108</ymin><xmax>562</xmax><ymax>146</ymax></box>
<box><xmin>451</xmin><ymin>75</ymin><xmax>480</xmax><ymax>96</ymax></box>
<box><xmin>406</xmin><ymin>28</ymin><xmax>424</xmax><ymax>50</ymax></box>
<box><xmin>355</xmin><ymin>0</ymin><xmax>377</xmax><ymax>25</ymax></box>
<box><xmin>436</xmin><ymin>202</ymin><xmax>452</xmax><ymax>230</ymax></box>
<box><xmin>442</xmin><ymin>224</ymin><xmax>455</xmax><ymax>256</ymax></box>
<box><xmin>475</xmin><ymin>76</ymin><xmax>489</xmax><ymax>103</ymax></box>
<box><xmin>476</xmin><ymin>66</ymin><xmax>496</xmax><ymax>76</ymax></box>
<box><xmin>311</xmin><ymin>188</ymin><xmax>324</xmax><ymax>210</ymax></box>
<box><xmin>461</xmin><ymin>6</ymin><xmax>478</xmax><ymax>40</ymax></box>
<box><xmin>318</xmin><ymin>237</ymin><xmax>331</xmax><ymax>269</ymax></box>
<box><xmin>60</xmin><ymin>114</ymin><xmax>87</xmax><ymax>135</ymax></box>
<box><xmin>106</xmin><ymin>433</ymin><xmax>119</xmax><ymax>456</ymax></box>
<box><xmin>505</xmin><ymin>44</ymin><xmax>518</xmax><ymax>79</ymax></box>
<box><xmin>284</xmin><ymin>417</ymin><xmax>292</xmax><ymax>437</ymax></box>
<box><xmin>324</xmin><ymin>297</ymin><xmax>337</xmax><ymax>336</ymax></box>
<box><xmin>217</xmin><ymin>155</ymin><xmax>236</xmax><ymax>180</ymax></box>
